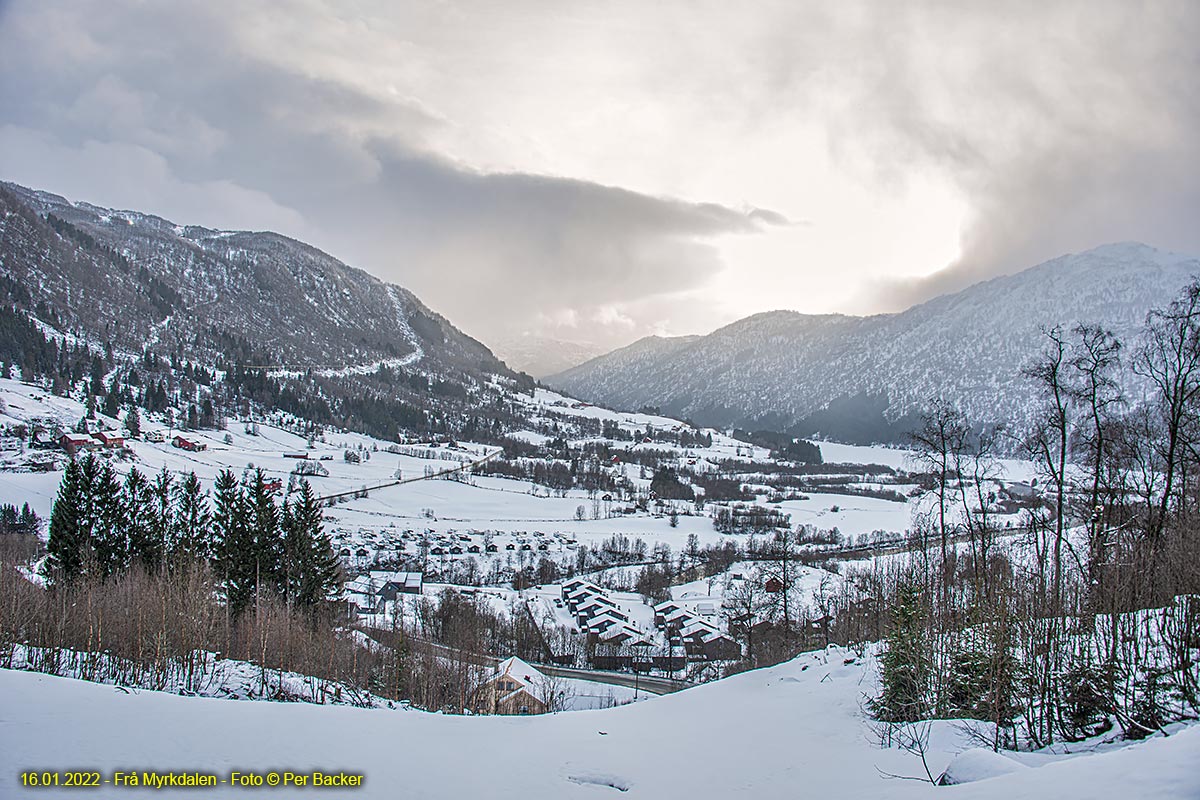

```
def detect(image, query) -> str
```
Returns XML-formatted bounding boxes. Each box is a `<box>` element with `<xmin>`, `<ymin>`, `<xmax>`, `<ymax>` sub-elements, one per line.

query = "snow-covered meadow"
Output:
<box><xmin>2</xmin><ymin>646</ymin><xmax>1195</xmax><ymax>799</ymax></box>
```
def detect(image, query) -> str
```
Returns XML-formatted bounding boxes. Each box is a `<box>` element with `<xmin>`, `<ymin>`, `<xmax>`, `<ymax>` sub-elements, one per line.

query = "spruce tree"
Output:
<box><xmin>145</xmin><ymin>468</ymin><xmax>174</xmax><ymax>570</ymax></box>
<box><xmin>19</xmin><ymin>503</ymin><xmax>39</xmax><ymax>536</ymax></box>
<box><xmin>246</xmin><ymin>469</ymin><xmax>284</xmax><ymax>598</ymax></box>
<box><xmin>872</xmin><ymin>581</ymin><xmax>933</xmax><ymax>723</ymax></box>
<box><xmin>282</xmin><ymin>481</ymin><xmax>340</xmax><ymax>610</ymax></box>
<box><xmin>172</xmin><ymin>471</ymin><xmax>212</xmax><ymax>562</ymax></box>
<box><xmin>213</xmin><ymin>469</ymin><xmax>253</xmax><ymax>614</ymax></box>
<box><xmin>47</xmin><ymin>457</ymin><xmax>87</xmax><ymax>584</ymax></box>
<box><xmin>0</xmin><ymin>504</ymin><xmax>18</xmax><ymax>534</ymax></box>
<box><xmin>91</xmin><ymin>458</ymin><xmax>126</xmax><ymax>577</ymax></box>
<box><xmin>74</xmin><ymin>454</ymin><xmax>102</xmax><ymax>569</ymax></box>
<box><xmin>122</xmin><ymin>468</ymin><xmax>156</xmax><ymax>572</ymax></box>
<box><xmin>103</xmin><ymin>380</ymin><xmax>120</xmax><ymax>418</ymax></box>
<box><xmin>125</xmin><ymin>406</ymin><xmax>142</xmax><ymax>438</ymax></box>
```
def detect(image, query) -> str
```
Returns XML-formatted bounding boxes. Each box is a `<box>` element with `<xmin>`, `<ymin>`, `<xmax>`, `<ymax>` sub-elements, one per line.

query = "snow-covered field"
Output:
<box><xmin>2</xmin><ymin>648</ymin><xmax>1195</xmax><ymax>799</ymax></box>
<box><xmin>0</xmin><ymin>376</ymin><xmax>1046</xmax><ymax>665</ymax></box>
<box><xmin>0</xmin><ymin>378</ymin><xmax>1041</xmax><ymax>566</ymax></box>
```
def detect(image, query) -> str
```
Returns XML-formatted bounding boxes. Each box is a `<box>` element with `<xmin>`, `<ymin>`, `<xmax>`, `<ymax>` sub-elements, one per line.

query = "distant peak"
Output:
<box><xmin>1083</xmin><ymin>241</ymin><xmax>1158</xmax><ymax>257</ymax></box>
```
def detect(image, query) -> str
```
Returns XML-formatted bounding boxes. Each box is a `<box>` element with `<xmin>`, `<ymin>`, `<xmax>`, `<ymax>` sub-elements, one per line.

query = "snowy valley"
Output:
<box><xmin>1</xmin><ymin>185</ymin><xmax>1197</xmax><ymax>800</ymax></box>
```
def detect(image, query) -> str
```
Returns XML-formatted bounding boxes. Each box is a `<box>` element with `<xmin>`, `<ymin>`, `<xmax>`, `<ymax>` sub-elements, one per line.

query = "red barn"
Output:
<box><xmin>60</xmin><ymin>433</ymin><xmax>98</xmax><ymax>456</ymax></box>
<box><xmin>172</xmin><ymin>435</ymin><xmax>207</xmax><ymax>452</ymax></box>
<box><xmin>94</xmin><ymin>431</ymin><xmax>125</xmax><ymax>449</ymax></box>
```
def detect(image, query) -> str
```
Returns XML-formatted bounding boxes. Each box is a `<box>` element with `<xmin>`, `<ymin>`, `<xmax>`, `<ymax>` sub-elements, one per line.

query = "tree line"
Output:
<box><xmin>867</xmin><ymin>280</ymin><xmax>1200</xmax><ymax>750</ymax></box>
<box><xmin>46</xmin><ymin>455</ymin><xmax>340</xmax><ymax>615</ymax></box>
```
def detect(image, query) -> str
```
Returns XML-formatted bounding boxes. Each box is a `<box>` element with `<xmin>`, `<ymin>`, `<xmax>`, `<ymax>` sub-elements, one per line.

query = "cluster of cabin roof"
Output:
<box><xmin>652</xmin><ymin>599</ymin><xmax>742</xmax><ymax>661</ymax></box>
<box><xmin>334</xmin><ymin>527</ymin><xmax>580</xmax><ymax>562</ymax></box>
<box><xmin>45</xmin><ymin>425</ymin><xmax>205</xmax><ymax>457</ymax></box>
<box><xmin>560</xmin><ymin>580</ymin><xmax>653</xmax><ymax>649</ymax></box>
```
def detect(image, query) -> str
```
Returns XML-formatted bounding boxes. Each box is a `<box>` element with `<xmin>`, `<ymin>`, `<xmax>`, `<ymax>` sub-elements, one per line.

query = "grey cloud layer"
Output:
<box><xmin>806</xmin><ymin>2</ymin><xmax>1200</xmax><ymax>309</ymax></box>
<box><xmin>0</xmin><ymin>0</ymin><xmax>774</xmax><ymax>348</ymax></box>
<box><xmin>1</xmin><ymin>0</ymin><xmax>1197</xmax><ymax>351</ymax></box>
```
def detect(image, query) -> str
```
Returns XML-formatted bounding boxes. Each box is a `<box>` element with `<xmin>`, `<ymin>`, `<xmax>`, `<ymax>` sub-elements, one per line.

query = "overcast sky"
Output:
<box><xmin>2</xmin><ymin>1</ymin><xmax>1197</xmax><ymax>355</ymax></box>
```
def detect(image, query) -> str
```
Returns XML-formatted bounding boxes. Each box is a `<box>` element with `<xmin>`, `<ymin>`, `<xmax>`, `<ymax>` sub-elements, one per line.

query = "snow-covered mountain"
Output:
<box><xmin>0</xmin><ymin>181</ymin><xmax>511</xmax><ymax>381</ymax></box>
<box><xmin>550</xmin><ymin>243</ymin><xmax>1200</xmax><ymax>441</ymax></box>
<box><xmin>0</xmin><ymin>182</ymin><xmax>540</xmax><ymax>440</ymax></box>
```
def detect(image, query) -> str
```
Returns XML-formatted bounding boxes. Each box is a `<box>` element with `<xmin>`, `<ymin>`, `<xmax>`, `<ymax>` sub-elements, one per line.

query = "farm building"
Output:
<box><xmin>94</xmin><ymin>431</ymin><xmax>125</xmax><ymax>449</ymax></box>
<box><xmin>60</xmin><ymin>432</ymin><xmax>99</xmax><ymax>456</ymax></box>
<box><xmin>172</xmin><ymin>435</ymin><xmax>206</xmax><ymax>452</ymax></box>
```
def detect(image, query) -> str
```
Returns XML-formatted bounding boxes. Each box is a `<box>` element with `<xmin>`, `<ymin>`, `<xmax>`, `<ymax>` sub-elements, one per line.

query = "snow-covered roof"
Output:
<box><xmin>494</xmin><ymin>656</ymin><xmax>544</xmax><ymax>687</ymax></box>
<box><xmin>345</xmin><ymin>576</ymin><xmax>376</xmax><ymax>594</ymax></box>
<box><xmin>565</xmin><ymin>585</ymin><xmax>604</xmax><ymax>602</ymax></box>
<box><xmin>587</xmin><ymin>612</ymin><xmax>627</xmax><ymax>630</ymax></box>
<box><xmin>596</xmin><ymin>625</ymin><xmax>651</xmax><ymax>645</ymax></box>
<box><xmin>577</xmin><ymin>597</ymin><xmax>617</xmax><ymax>612</ymax></box>
<box><xmin>681</xmin><ymin>620</ymin><xmax>720</xmax><ymax>638</ymax></box>
<box><xmin>366</xmin><ymin>570</ymin><xmax>423</xmax><ymax>591</ymax></box>
<box><xmin>665</xmin><ymin>608</ymin><xmax>697</xmax><ymax>623</ymax></box>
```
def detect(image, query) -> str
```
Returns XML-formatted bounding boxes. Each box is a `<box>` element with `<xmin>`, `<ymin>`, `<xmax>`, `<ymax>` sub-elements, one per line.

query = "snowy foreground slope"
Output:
<box><xmin>3</xmin><ymin>650</ymin><xmax>1196</xmax><ymax>799</ymax></box>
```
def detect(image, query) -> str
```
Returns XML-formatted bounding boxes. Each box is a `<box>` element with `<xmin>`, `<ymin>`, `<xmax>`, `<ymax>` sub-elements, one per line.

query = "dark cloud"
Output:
<box><xmin>1</xmin><ymin>0</ymin><xmax>1196</xmax><ymax>352</ymax></box>
<box><xmin>0</xmin><ymin>0</ymin><xmax>772</xmax><ymax>348</ymax></box>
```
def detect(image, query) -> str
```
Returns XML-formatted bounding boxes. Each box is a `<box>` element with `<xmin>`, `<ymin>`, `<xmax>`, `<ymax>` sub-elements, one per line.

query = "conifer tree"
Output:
<box><xmin>122</xmin><ymin>468</ymin><xmax>156</xmax><ymax>572</ymax></box>
<box><xmin>282</xmin><ymin>480</ymin><xmax>340</xmax><ymax>610</ymax></box>
<box><xmin>90</xmin><ymin>457</ymin><xmax>126</xmax><ymax>577</ymax></box>
<box><xmin>872</xmin><ymin>581</ymin><xmax>932</xmax><ymax>723</ymax></box>
<box><xmin>103</xmin><ymin>380</ymin><xmax>120</xmax><ymax>418</ymax></box>
<box><xmin>19</xmin><ymin>503</ymin><xmax>39</xmax><ymax>536</ymax></box>
<box><xmin>47</xmin><ymin>456</ymin><xmax>87</xmax><ymax>583</ymax></box>
<box><xmin>172</xmin><ymin>471</ymin><xmax>212</xmax><ymax>562</ymax></box>
<box><xmin>125</xmin><ymin>406</ymin><xmax>142</xmax><ymax>438</ymax></box>
<box><xmin>213</xmin><ymin>469</ymin><xmax>253</xmax><ymax>614</ymax></box>
<box><xmin>145</xmin><ymin>468</ymin><xmax>174</xmax><ymax>570</ymax></box>
<box><xmin>246</xmin><ymin>469</ymin><xmax>284</xmax><ymax>598</ymax></box>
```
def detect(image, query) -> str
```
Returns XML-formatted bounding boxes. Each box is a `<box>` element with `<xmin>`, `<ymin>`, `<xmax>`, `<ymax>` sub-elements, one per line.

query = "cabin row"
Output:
<box><xmin>652</xmin><ymin>599</ymin><xmax>742</xmax><ymax>661</ymax></box>
<box><xmin>560</xmin><ymin>579</ymin><xmax>653</xmax><ymax>648</ymax></box>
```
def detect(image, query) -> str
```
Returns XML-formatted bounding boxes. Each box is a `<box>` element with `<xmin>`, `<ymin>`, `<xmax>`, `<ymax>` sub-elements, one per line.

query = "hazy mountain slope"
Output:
<box><xmin>551</xmin><ymin>243</ymin><xmax>1200</xmax><ymax>439</ymax></box>
<box><xmin>488</xmin><ymin>334</ymin><xmax>612</xmax><ymax>378</ymax></box>
<box><xmin>0</xmin><ymin>182</ymin><xmax>511</xmax><ymax>383</ymax></box>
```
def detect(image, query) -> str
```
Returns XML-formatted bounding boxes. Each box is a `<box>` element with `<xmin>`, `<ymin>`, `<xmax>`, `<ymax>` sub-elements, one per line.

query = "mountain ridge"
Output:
<box><xmin>0</xmin><ymin>180</ymin><xmax>533</xmax><ymax>442</ymax></box>
<box><xmin>550</xmin><ymin>242</ymin><xmax>1200</xmax><ymax>441</ymax></box>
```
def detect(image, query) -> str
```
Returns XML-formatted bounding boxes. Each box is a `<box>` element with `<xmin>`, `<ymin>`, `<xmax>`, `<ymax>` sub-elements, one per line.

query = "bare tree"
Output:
<box><xmin>1067</xmin><ymin>324</ymin><xmax>1122</xmax><ymax>605</ymax></box>
<box><xmin>723</xmin><ymin>577</ymin><xmax>771</xmax><ymax>666</ymax></box>
<box><xmin>1133</xmin><ymin>280</ymin><xmax>1200</xmax><ymax>539</ymax></box>
<box><xmin>910</xmin><ymin>398</ymin><xmax>968</xmax><ymax>612</ymax></box>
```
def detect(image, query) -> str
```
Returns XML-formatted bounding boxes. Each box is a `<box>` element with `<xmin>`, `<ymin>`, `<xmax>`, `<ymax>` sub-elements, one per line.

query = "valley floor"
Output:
<box><xmin>2</xmin><ymin>648</ymin><xmax>1196</xmax><ymax>800</ymax></box>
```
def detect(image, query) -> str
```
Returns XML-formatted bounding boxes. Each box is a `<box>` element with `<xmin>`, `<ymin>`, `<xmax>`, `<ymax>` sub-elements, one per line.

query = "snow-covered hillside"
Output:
<box><xmin>2</xmin><ymin>647</ymin><xmax>1195</xmax><ymax>799</ymax></box>
<box><xmin>551</xmin><ymin>243</ymin><xmax>1200</xmax><ymax>439</ymax></box>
